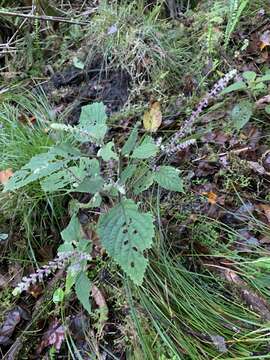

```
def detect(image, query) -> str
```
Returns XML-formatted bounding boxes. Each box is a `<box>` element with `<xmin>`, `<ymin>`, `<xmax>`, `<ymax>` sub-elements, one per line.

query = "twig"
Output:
<box><xmin>0</xmin><ymin>10</ymin><xmax>89</xmax><ymax>26</ymax></box>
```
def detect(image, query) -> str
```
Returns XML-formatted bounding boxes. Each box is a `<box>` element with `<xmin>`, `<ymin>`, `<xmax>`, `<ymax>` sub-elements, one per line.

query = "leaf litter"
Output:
<box><xmin>1</xmin><ymin>0</ymin><xmax>270</xmax><ymax>359</ymax></box>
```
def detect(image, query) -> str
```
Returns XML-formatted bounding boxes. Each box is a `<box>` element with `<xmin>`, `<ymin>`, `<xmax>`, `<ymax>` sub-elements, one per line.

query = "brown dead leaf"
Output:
<box><xmin>202</xmin><ymin>191</ymin><xmax>218</xmax><ymax>205</ymax></box>
<box><xmin>0</xmin><ymin>306</ymin><xmax>30</xmax><ymax>346</ymax></box>
<box><xmin>143</xmin><ymin>102</ymin><xmax>162</xmax><ymax>132</ymax></box>
<box><xmin>0</xmin><ymin>169</ymin><xmax>13</xmax><ymax>185</ymax></box>
<box><xmin>257</xmin><ymin>204</ymin><xmax>270</xmax><ymax>224</ymax></box>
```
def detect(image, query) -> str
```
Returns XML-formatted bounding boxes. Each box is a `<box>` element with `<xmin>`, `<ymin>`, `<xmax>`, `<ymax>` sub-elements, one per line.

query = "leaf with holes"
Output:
<box><xmin>97</xmin><ymin>141</ymin><xmax>118</xmax><ymax>161</ymax></box>
<box><xmin>153</xmin><ymin>166</ymin><xmax>183</xmax><ymax>192</ymax></box>
<box><xmin>3</xmin><ymin>146</ymin><xmax>80</xmax><ymax>192</ymax></box>
<box><xmin>97</xmin><ymin>199</ymin><xmax>154</xmax><ymax>285</ymax></box>
<box><xmin>231</xmin><ymin>100</ymin><xmax>253</xmax><ymax>130</ymax></box>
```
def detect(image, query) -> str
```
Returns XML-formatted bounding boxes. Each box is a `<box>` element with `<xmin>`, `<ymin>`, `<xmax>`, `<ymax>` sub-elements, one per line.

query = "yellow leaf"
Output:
<box><xmin>0</xmin><ymin>169</ymin><xmax>13</xmax><ymax>185</ymax></box>
<box><xmin>143</xmin><ymin>102</ymin><xmax>162</xmax><ymax>132</ymax></box>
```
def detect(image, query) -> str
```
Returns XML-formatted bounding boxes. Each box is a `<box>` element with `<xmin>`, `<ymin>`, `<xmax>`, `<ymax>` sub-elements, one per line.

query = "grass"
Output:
<box><xmin>1</xmin><ymin>0</ymin><xmax>270</xmax><ymax>359</ymax></box>
<box><xmin>0</xmin><ymin>92</ymin><xmax>68</xmax><ymax>261</ymax></box>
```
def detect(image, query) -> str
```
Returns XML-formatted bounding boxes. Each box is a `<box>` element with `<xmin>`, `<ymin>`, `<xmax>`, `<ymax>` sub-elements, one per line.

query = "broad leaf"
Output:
<box><xmin>120</xmin><ymin>164</ymin><xmax>137</xmax><ymax>183</ymax></box>
<box><xmin>242</xmin><ymin>71</ymin><xmax>256</xmax><ymax>82</ymax></box>
<box><xmin>75</xmin><ymin>176</ymin><xmax>104</xmax><ymax>193</ymax></box>
<box><xmin>154</xmin><ymin>166</ymin><xmax>183</xmax><ymax>192</ymax></box>
<box><xmin>97</xmin><ymin>141</ymin><xmax>118</xmax><ymax>161</ymax></box>
<box><xmin>133</xmin><ymin>171</ymin><xmax>154</xmax><ymax>195</ymax></box>
<box><xmin>221</xmin><ymin>81</ymin><xmax>247</xmax><ymax>95</ymax></box>
<box><xmin>75</xmin><ymin>271</ymin><xmax>92</xmax><ymax>314</ymax></box>
<box><xmin>231</xmin><ymin>100</ymin><xmax>253</xmax><ymax>130</ymax></box>
<box><xmin>77</xmin><ymin>102</ymin><xmax>107</xmax><ymax>143</ymax></box>
<box><xmin>143</xmin><ymin>102</ymin><xmax>162</xmax><ymax>132</ymax></box>
<box><xmin>3</xmin><ymin>146</ymin><xmax>79</xmax><ymax>192</ymax></box>
<box><xmin>41</xmin><ymin>158</ymin><xmax>101</xmax><ymax>193</ymax></box>
<box><xmin>97</xmin><ymin>199</ymin><xmax>154</xmax><ymax>285</ymax></box>
<box><xmin>121</xmin><ymin>124</ymin><xmax>139</xmax><ymax>156</ymax></box>
<box><xmin>60</xmin><ymin>214</ymin><xmax>82</xmax><ymax>245</ymax></box>
<box><xmin>131</xmin><ymin>136</ymin><xmax>158</xmax><ymax>159</ymax></box>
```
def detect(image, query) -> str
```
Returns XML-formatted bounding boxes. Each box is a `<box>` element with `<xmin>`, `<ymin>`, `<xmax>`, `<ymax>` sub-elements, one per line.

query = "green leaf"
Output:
<box><xmin>250</xmin><ymin>257</ymin><xmax>270</xmax><ymax>270</ymax></box>
<box><xmin>133</xmin><ymin>171</ymin><xmax>154</xmax><ymax>195</ymax></box>
<box><xmin>265</xmin><ymin>105</ymin><xmax>270</xmax><ymax>115</ymax></box>
<box><xmin>220</xmin><ymin>81</ymin><xmax>247</xmax><ymax>95</ymax></box>
<box><xmin>4</xmin><ymin>145</ymin><xmax>81</xmax><ymax>192</ymax></box>
<box><xmin>75</xmin><ymin>271</ymin><xmax>92</xmax><ymax>314</ymax></box>
<box><xmin>61</xmin><ymin>214</ymin><xmax>82</xmax><ymax>244</ymax></box>
<box><xmin>120</xmin><ymin>164</ymin><xmax>137</xmax><ymax>183</ymax></box>
<box><xmin>242</xmin><ymin>71</ymin><xmax>256</xmax><ymax>82</ymax></box>
<box><xmin>97</xmin><ymin>141</ymin><xmax>118</xmax><ymax>161</ymax></box>
<box><xmin>75</xmin><ymin>176</ymin><xmax>104</xmax><ymax>193</ymax></box>
<box><xmin>53</xmin><ymin>288</ymin><xmax>65</xmax><ymax>303</ymax></box>
<box><xmin>154</xmin><ymin>166</ymin><xmax>183</xmax><ymax>192</ymax></box>
<box><xmin>131</xmin><ymin>136</ymin><xmax>158</xmax><ymax>159</ymax></box>
<box><xmin>77</xmin><ymin>102</ymin><xmax>107</xmax><ymax>143</ymax></box>
<box><xmin>231</xmin><ymin>100</ymin><xmax>253</xmax><ymax>130</ymax></box>
<box><xmin>73</xmin><ymin>57</ymin><xmax>85</xmax><ymax>70</ymax></box>
<box><xmin>97</xmin><ymin>199</ymin><xmax>154</xmax><ymax>285</ymax></box>
<box><xmin>121</xmin><ymin>124</ymin><xmax>139</xmax><ymax>156</ymax></box>
<box><xmin>256</xmin><ymin>74</ymin><xmax>270</xmax><ymax>83</ymax></box>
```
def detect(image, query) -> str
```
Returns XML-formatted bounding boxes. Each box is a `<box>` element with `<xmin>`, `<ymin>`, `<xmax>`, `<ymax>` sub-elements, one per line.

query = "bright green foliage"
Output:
<box><xmin>154</xmin><ymin>166</ymin><xmax>183</xmax><ymax>192</ymax></box>
<box><xmin>53</xmin><ymin>288</ymin><xmax>65</xmax><ymax>303</ymax></box>
<box><xmin>131</xmin><ymin>136</ymin><xmax>158</xmax><ymax>159</ymax></box>
<box><xmin>98</xmin><ymin>141</ymin><xmax>118</xmax><ymax>161</ymax></box>
<box><xmin>75</xmin><ymin>271</ymin><xmax>92</xmax><ymax>314</ymax></box>
<box><xmin>231</xmin><ymin>100</ymin><xmax>253</xmax><ymax>130</ymax></box>
<box><xmin>97</xmin><ymin>199</ymin><xmax>154</xmax><ymax>285</ymax></box>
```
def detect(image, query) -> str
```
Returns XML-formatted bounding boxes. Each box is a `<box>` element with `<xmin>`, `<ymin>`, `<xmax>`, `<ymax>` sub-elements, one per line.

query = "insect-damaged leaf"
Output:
<box><xmin>97</xmin><ymin>199</ymin><xmax>154</xmax><ymax>285</ymax></box>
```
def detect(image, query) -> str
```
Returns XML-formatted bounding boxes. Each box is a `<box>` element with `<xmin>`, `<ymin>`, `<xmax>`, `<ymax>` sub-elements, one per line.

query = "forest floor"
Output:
<box><xmin>1</xmin><ymin>1</ymin><xmax>270</xmax><ymax>359</ymax></box>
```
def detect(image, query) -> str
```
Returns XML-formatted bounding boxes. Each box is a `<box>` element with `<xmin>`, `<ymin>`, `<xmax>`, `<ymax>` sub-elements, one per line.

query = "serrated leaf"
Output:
<box><xmin>220</xmin><ymin>81</ymin><xmax>247</xmax><ymax>95</ymax></box>
<box><xmin>231</xmin><ymin>100</ymin><xmax>253</xmax><ymax>130</ymax></box>
<box><xmin>4</xmin><ymin>145</ymin><xmax>81</xmax><ymax>192</ymax></box>
<box><xmin>143</xmin><ymin>102</ymin><xmax>162</xmax><ymax>132</ymax></box>
<box><xmin>154</xmin><ymin>166</ymin><xmax>183</xmax><ymax>192</ymax></box>
<box><xmin>75</xmin><ymin>271</ymin><xmax>91</xmax><ymax>314</ymax></box>
<box><xmin>41</xmin><ymin>158</ymin><xmax>100</xmax><ymax>193</ymax></box>
<box><xmin>121</xmin><ymin>124</ymin><xmax>139</xmax><ymax>156</ymax></box>
<box><xmin>131</xmin><ymin>136</ymin><xmax>158</xmax><ymax>159</ymax></box>
<box><xmin>77</xmin><ymin>103</ymin><xmax>107</xmax><ymax>143</ymax></box>
<box><xmin>97</xmin><ymin>199</ymin><xmax>154</xmax><ymax>285</ymax></box>
<box><xmin>97</xmin><ymin>141</ymin><xmax>118</xmax><ymax>161</ymax></box>
<box><xmin>133</xmin><ymin>171</ymin><xmax>154</xmax><ymax>195</ymax></box>
<box><xmin>61</xmin><ymin>214</ymin><xmax>82</xmax><ymax>244</ymax></box>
